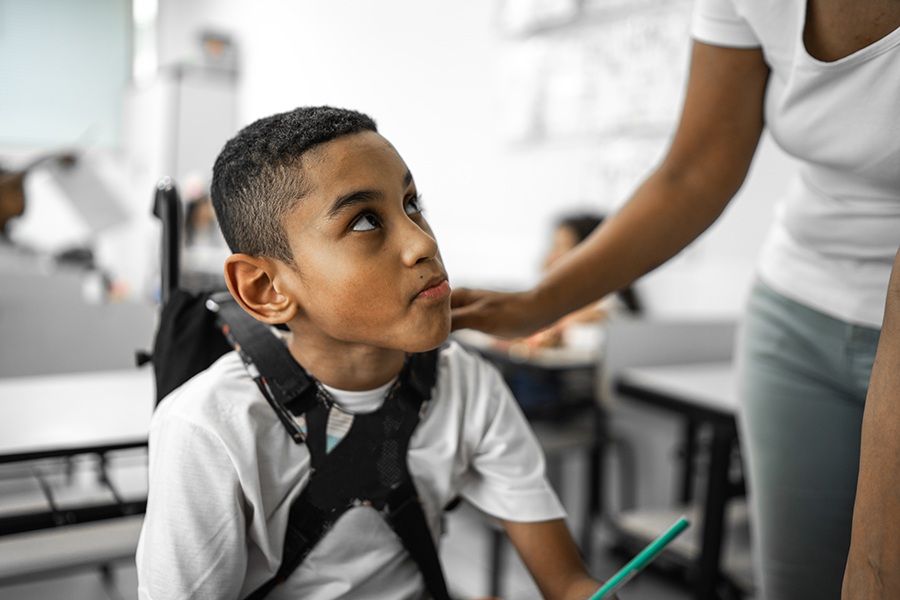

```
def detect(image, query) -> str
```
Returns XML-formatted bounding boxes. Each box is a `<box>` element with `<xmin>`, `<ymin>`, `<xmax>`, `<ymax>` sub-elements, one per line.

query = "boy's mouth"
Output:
<box><xmin>415</xmin><ymin>278</ymin><xmax>450</xmax><ymax>302</ymax></box>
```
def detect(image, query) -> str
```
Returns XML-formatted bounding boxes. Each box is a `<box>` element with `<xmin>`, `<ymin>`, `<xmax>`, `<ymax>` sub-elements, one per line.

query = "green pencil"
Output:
<box><xmin>588</xmin><ymin>516</ymin><xmax>691</xmax><ymax>600</ymax></box>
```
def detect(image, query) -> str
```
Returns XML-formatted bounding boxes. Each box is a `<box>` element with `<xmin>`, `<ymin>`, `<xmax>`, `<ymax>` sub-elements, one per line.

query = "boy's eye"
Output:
<box><xmin>351</xmin><ymin>213</ymin><xmax>380</xmax><ymax>232</ymax></box>
<box><xmin>405</xmin><ymin>195</ymin><xmax>422</xmax><ymax>215</ymax></box>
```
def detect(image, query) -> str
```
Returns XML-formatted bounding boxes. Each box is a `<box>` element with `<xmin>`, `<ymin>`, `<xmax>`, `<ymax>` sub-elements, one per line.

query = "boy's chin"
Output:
<box><xmin>401</xmin><ymin>320</ymin><xmax>451</xmax><ymax>354</ymax></box>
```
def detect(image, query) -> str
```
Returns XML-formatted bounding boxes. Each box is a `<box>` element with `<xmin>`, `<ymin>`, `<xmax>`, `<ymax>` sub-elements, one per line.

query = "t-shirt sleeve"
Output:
<box><xmin>136</xmin><ymin>412</ymin><xmax>248</xmax><ymax>600</ymax></box>
<box><xmin>457</xmin><ymin>359</ymin><xmax>566</xmax><ymax>523</ymax></box>
<box><xmin>691</xmin><ymin>0</ymin><xmax>760</xmax><ymax>48</ymax></box>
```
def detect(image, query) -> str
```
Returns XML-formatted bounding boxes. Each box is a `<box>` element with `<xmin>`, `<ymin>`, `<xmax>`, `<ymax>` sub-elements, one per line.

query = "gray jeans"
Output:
<box><xmin>739</xmin><ymin>280</ymin><xmax>880</xmax><ymax>599</ymax></box>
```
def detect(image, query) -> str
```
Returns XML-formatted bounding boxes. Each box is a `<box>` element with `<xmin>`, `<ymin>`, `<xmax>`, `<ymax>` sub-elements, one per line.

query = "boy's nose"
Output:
<box><xmin>400</xmin><ymin>219</ymin><xmax>439</xmax><ymax>266</ymax></box>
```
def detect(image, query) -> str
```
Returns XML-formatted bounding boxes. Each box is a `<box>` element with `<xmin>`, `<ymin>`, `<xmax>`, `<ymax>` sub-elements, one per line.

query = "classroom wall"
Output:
<box><xmin>151</xmin><ymin>0</ymin><xmax>799</xmax><ymax>318</ymax></box>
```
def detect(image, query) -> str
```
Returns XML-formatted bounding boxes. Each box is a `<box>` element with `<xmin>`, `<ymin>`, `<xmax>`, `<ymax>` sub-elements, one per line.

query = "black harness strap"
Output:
<box><xmin>208</xmin><ymin>294</ymin><xmax>450</xmax><ymax>600</ymax></box>
<box><xmin>210</xmin><ymin>292</ymin><xmax>315</xmax><ymax>442</ymax></box>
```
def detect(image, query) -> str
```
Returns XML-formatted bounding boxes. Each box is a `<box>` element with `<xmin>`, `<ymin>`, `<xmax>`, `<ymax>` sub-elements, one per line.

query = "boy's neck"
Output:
<box><xmin>284</xmin><ymin>330</ymin><xmax>407</xmax><ymax>392</ymax></box>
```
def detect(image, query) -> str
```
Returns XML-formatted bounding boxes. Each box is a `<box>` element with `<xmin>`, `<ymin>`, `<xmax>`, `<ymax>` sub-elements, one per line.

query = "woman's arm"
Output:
<box><xmin>842</xmin><ymin>247</ymin><xmax>900</xmax><ymax>599</ymax></box>
<box><xmin>503</xmin><ymin>519</ymin><xmax>604</xmax><ymax>600</ymax></box>
<box><xmin>451</xmin><ymin>41</ymin><xmax>770</xmax><ymax>338</ymax></box>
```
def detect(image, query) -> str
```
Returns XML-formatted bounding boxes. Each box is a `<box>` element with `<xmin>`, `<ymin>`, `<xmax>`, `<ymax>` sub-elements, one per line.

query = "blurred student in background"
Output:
<box><xmin>497</xmin><ymin>212</ymin><xmax>643</xmax><ymax>412</ymax></box>
<box><xmin>0</xmin><ymin>168</ymin><xmax>25</xmax><ymax>238</ymax></box>
<box><xmin>529</xmin><ymin>212</ymin><xmax>642</xmax><ymax>349</ymax></box>
<box><xmin>0</xmin><ymin>152</ymin><xmax>76</xmax><ymax>239</ymax></box>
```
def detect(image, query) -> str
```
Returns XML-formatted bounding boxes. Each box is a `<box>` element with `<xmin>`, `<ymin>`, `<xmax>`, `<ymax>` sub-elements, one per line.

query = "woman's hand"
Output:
<box><xmin>450</xmin><ymin>287</ymin><xmax>551</xmax><ymax>339</ymax></box>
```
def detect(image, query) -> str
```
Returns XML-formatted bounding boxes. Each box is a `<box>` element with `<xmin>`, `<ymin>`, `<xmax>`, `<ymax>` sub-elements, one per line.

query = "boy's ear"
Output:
<box><xmin>223</xmin><ymin>254</ymin><xmax>297</xmax><ymax>324</ymax></box>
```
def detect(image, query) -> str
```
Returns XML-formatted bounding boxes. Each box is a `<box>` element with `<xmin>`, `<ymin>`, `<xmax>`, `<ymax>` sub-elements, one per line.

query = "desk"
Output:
<box><xmin>0</xmin><ymin>368</ymin><xmax>154</xmax><ymax>463</ymax></box>
<box><xmin>452</xmin><ymin>327</ymin><xmax>602</xmax><ymax>420</ymax></box>
<box><xmin>452</xmin><ymin>328</ymin><xmax>599</xmax><ymax>416</ymax></box>
<box><xmin>615</xmin><ymin>362</ymin><xmax>744</xmax><ymax>600</ymax></box>
<box><xmin>452</xmin><ymin>328</ymin><xmax>598</xmax><ymax>369</ymax></box>
<box><xmin>0</xmin><ymin>368</ymin><xmax>154</xmax><ymax>536</ymax></box>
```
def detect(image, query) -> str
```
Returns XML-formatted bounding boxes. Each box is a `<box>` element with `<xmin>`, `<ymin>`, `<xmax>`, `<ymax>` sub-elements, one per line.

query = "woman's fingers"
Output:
<box><xmin>449</xmin><ymin>287</ymin><xmax>497</xmax><ymax>332</ymax></box>
<box><xmin>450</xmin><ymin>288</ymin><xmax>540</xmax><ymax>338</ymax></box>
<box><xmin>449</xmin><ymin>287</ymin><xmax>484</xmax><ymax>310</ymax></box>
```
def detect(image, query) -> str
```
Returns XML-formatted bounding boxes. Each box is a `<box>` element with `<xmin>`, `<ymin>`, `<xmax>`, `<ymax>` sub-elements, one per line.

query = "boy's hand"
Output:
<box><xmin>451</xmin><ymin>288</ymin><xmax>548</xmax><ymax>339</ymax></box>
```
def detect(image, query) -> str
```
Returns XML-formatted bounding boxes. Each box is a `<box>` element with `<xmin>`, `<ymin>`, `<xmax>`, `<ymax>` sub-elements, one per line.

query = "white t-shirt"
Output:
<box><xmin>136</xmin><ymin>341</ymin><xmax>565</xmax><ymax>600</ymax></box>
<box><xmin>693</xmin><ymin>0</ymin><xmax>900</xmax><ymax>328</ymax></box>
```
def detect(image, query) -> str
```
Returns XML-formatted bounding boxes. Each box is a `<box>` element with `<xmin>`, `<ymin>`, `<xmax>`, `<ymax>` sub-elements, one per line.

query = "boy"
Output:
<box><xmin>136</xmin><ymin>106</ymin><xmax>603</xmax><ymax>600</ymax></box>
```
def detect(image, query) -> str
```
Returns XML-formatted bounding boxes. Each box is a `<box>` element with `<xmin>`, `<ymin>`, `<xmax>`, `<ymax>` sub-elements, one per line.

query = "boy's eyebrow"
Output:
<box><xmin>326</xmin><ymin>171</ymin><xmax>414</xmax><ymax>219</ymax></box>
<box><xmin>327</xmin><ymin>190</ymin><xmax>383</xmax><ymax>219</ymax></box>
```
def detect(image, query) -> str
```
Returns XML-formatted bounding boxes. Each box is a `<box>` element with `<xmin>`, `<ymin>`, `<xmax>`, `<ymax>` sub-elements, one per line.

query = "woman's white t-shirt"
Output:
<box><xmin>693</xmin><ymin>0</ymin><xmax>900</xmax><ymax>328</ymax></box>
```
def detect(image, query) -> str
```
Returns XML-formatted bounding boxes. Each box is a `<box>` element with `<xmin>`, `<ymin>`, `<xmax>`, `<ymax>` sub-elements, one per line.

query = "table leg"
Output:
<box><xmin>694</xmin><ymin>423</ymin><xmax>735</xmax><ymax>600</ymax></box>
<box><xmin>581</xmin><ymin>406</ymin><xmax>606</xmax><ymax>559</ymax></box>
<box><xmin>680</xmin><ymin>419</ymin><xmax>698</xmax><ymax>505</ymax></box>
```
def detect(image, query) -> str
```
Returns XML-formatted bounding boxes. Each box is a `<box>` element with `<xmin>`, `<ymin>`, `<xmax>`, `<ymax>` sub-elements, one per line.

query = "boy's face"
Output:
<box><xmin>277</xmin><ymin>131</ymin><xmax>451</xmax><ymax>353</ymax></box>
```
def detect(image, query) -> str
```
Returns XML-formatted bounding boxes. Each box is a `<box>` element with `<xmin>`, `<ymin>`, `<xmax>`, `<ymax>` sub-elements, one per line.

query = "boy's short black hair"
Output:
<box><xmin>210</xmin><ymin>106</ymin><xmax>377</xmax><ymax>264</ymax></box>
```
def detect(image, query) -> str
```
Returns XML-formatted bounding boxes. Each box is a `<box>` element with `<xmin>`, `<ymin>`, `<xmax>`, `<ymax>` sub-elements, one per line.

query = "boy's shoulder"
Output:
<box><xmin>160</xmin><ymin>349</ymin><xmax>250</xmax><ymax>403</ymax></box>
<box><xmin>431</xmin><ymin>339</ymin><xmax>510</xmax><ymax>409</ymax></box>
<box><xmin>437</xmin><ymin>338</ymin><xmax>498</xmax><ymax>379</ymax></box>
<box><xmin>153</xmin><ymin>350</ymin><xmax>275</xmax><ymax>439</ymax></box>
